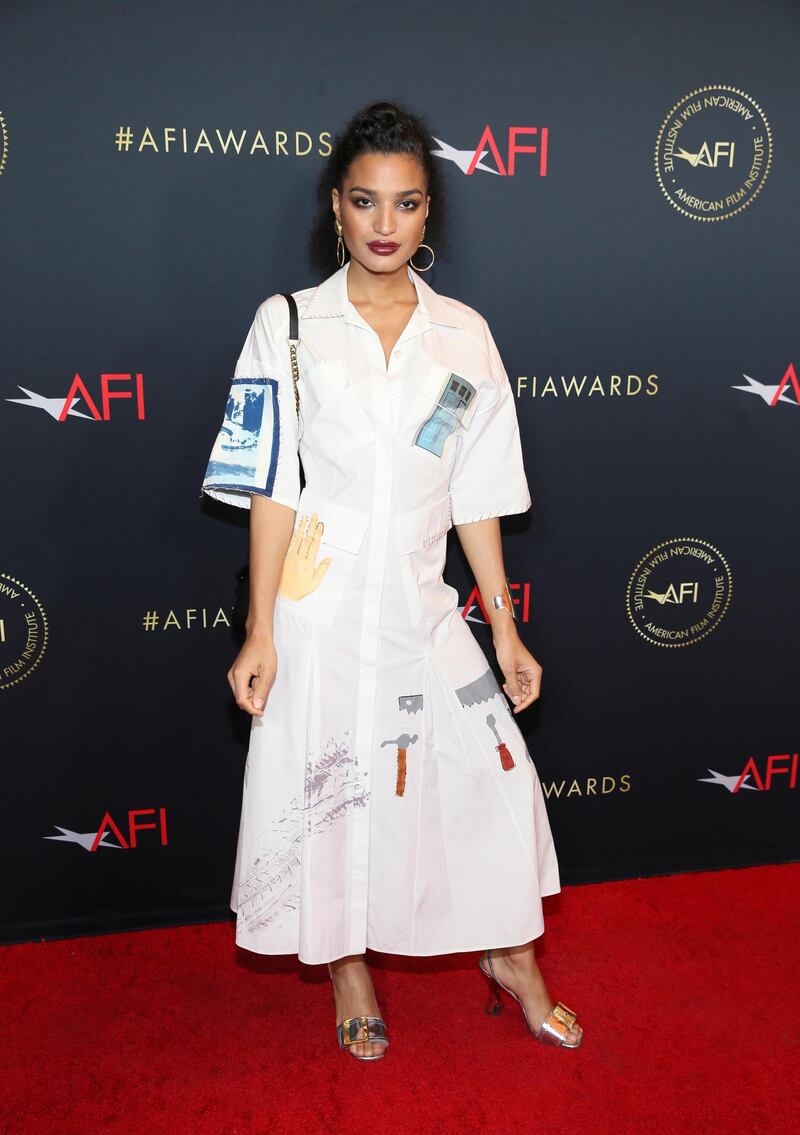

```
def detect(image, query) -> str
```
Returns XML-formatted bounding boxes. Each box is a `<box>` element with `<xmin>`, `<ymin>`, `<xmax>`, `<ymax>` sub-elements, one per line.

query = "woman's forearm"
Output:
<box><xmin>245</xmin><ymin>494</ymin><xmax>296</xmax><ymax>638</ymax></box>
<box><xmin>453</xmin><ymin>517</ymin><xmax>519</xmax><ymax>641</ymax></box>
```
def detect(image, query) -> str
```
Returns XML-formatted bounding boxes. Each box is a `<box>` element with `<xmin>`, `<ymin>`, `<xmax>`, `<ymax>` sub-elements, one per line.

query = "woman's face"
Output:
<box><xmin>331</xmin><ymin>152</ymin><xmax>430</xmax><ymax>273</ymax></box>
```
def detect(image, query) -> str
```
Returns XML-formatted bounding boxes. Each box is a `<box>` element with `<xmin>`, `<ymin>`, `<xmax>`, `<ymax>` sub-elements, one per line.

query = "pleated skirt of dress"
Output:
<box><xmin>228</xmin><ymin>582</ymin><xmax>562</xmax><ymax>966</ymax></box>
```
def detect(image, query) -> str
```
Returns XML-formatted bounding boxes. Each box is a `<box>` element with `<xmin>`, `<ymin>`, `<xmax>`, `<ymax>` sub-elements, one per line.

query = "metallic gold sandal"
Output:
<box><xmin>478</xmin><ymin>948</ymin><xmax>583</xmax><ymax>1048</ymax></box>
<box><xmin>336</xmin><ymin>1015</ymin><xmax>389</xmax><ymax>1060</ymax></box>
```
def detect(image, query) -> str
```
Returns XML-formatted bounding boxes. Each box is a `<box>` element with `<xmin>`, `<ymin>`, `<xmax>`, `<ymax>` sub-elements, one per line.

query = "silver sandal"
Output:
<box><xmin>336</xmin><ymin>1015</ymin><xmax>389</xmax><ymax>1060</ymax></box>
<box><xmin>478</xmin><ymin>948</ymin><xmax>583</xmax><ymax>1048</ymax></box>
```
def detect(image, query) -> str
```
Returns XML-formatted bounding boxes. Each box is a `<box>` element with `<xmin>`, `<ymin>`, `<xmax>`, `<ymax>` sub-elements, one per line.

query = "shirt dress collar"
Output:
<box><xmin>300</xmin><ymin>259</ymin><xmax>469</xmax><ymax>334</ymax></box>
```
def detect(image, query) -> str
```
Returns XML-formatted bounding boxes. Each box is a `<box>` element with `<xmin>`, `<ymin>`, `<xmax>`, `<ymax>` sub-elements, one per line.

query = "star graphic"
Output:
<box><xmin>697</xmin><ymin>768</ymin><xmax>759</xmax><ymax>792</ymax></box>
<box><xmin>431</xmin><ymin>137</ymin><xmax>501</xmax><ymax>176</ymax></box>
<box><xmin>5</xmin><ymin>386</ymin><xmax>96</xmax><ymax>420</ymax></box>
<box><xmin>644</xmin><ymin>590</ymin><xmax>669</xmax><ymax>604</ymax></box>
<box><xmin>732</xmin><ymin>374</ymin><xmax>800</xmax><ymax>407</ymax></box>
<box><xmin>458</xmin><ymin>603</ymin><xmax>489</xmax><ymax>624</ymax></box>
<box><xmin>675</xmin><ymin>148</ymin><xmax>703</xmax><ymax>167</ymax></box>
<box><xmin>43</xmin><ymin>826</ymin><xmax>122</xmax><ymax>850</ymax></box>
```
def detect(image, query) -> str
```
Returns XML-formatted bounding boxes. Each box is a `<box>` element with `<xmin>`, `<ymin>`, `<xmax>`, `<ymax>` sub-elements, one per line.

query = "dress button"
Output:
<box><xmin>394</xmin><ymin>349</ymin><xmax>402</xmax><ymax>357</ymax></box>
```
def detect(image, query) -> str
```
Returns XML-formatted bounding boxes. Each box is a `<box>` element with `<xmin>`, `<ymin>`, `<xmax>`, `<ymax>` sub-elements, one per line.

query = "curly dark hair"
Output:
<box><xmin>308</xmin><ymin>100</ymin><xmax>447</xmax><ymax>277</ymax></box>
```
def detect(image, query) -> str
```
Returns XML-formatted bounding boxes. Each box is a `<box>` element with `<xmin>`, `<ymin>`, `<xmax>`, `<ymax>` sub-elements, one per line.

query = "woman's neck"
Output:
<box><xmin>345</xmin><ymin>258</ymin><xmax>417</xmax><ymax>308</ymax></box>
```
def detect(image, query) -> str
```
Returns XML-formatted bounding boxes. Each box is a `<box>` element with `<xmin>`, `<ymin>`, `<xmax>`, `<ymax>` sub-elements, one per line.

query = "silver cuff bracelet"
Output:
<box><xmin>491</xmin><ymin>581</ymin><xmax>517</xmax><ymax>619</ymax></box>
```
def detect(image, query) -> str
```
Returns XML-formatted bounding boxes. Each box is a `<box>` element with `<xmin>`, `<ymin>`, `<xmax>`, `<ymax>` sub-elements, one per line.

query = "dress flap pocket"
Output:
<box><xmin>416</xmin><ymin>363</ymin><xmax>482</xmax><ymax>431</ymax></box>
<box><xmin>395</xmin><ymin>494</ymin><xmax>452</xmax><ymax>556</ymax></box>
<box><xmin>296</xmin><ymin>486</ymin><xmax>369</xmax><ymax>554</ymax></box>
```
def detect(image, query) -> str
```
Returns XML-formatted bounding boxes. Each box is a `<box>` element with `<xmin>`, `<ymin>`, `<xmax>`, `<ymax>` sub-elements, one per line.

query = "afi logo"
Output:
<box><xmin>676</xmin><ymin>141</ymin><xmax>735</xmax><ymax>168</ymax></box>
<box><xmin>44</xmin><ymin>807</ymin><xmax>169</xmax><ymax>851</ymax></box>
<box><xmin>461</xmin><ymin>581</ymin><xmax>531</xmax><ymax>623</ymax></box>
<box><xmin>7</xmin><ymin>372</ymin><xmax>146</xmax><ymax>421</ymax></box>
<box><xmin>733</xmin><ymin>363</ymin><xmax>800</xmax><ymax>409</ymax></box>
<box><xmin>700</xmin><ymin>753</ymin><xmax>798</xmax><ymax>793</ymax></box>
<box><xmin>645</xmin><ymin>583</ymin><xmax>699</xmax><ymax>605</ymax></box>
<box><xmin>433</xmin><ymin>127</ymin><xmax>548</xmax><ymax>177</ymax></box>
<box><xmin>734</xmin><ymin>753</ymin><xmax>797</xmax><ymax>793</ymax></box>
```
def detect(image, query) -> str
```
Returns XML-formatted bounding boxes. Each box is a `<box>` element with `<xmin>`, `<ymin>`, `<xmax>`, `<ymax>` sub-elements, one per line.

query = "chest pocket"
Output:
<box><xmin>407</xmin><ymin>362</ymin><xmax>482</xmax><ymax>460</ymax></box>
<box><xmin>276</xmin><ymin>485</ymin><xmax>370</xmax><ymax>626</ymax></box>
<box><xmin>299</xmin><ymin>357</ymin><xmax>375</xmax><ymax>458</ymax></box>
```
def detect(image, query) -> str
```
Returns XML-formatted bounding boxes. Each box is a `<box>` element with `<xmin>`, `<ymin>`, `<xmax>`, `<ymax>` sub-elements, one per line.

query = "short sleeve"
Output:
<box><xmin>448</xmin><ymin>319</ymin><xmax>532</xmax><ymax>525</ymax></box>
<box><xmin>200</xmin><ymin>295</ymin><xmax>301</xmax><ymax>511</ymax></box>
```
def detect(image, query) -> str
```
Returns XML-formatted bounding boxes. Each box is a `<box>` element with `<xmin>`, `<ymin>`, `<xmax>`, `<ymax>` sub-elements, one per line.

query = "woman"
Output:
<box><xmin>201</xmin><ymin>100</ymin><xmax>583</xmax><ymax>1059</ymax></box>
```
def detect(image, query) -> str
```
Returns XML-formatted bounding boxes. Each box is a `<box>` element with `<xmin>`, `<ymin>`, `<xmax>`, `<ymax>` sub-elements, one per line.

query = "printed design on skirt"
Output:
<box><xmin>277</xmin><ymin>512</ymin><xmax>332</xmax><ymax>601</ymax></box>
<box><xmin>455</xmin><ymin>666</ymin><xmax>503</xmax><ymax>707</ymax></box>
<box><xmin>486</xmin><ymin>711</ymin><xmax>515</xmax><ymax>771</ymax></box>
<box><xmin>455</xmin><ymin>666</ymin><xmax>531</xmax><ymax>771</ymax></box>
<box><xmin>380</xmin><ymin>731</ymin><xmax>419</xmax><ymax>797</ymax></box>
<box><xmin>398</xmin><ymin>693</ymin><xmax>423</xmax><ymax>715</ymax></box>
<box><xmin>413</xmin><ymin>372</ymin><xmax>477</xmax><ymax>457</ymax></box>
<box><xmin>236</xmin><ymin>730</ymin><xmax>369</xmax><ymax>931</ymax></box>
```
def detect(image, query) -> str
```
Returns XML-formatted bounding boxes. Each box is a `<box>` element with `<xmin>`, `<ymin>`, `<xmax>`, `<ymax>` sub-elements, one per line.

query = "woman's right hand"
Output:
<box><xmin>227</xmin><ymin>631</ymin><xmax>278</xmax><ymax>717</ymax></box>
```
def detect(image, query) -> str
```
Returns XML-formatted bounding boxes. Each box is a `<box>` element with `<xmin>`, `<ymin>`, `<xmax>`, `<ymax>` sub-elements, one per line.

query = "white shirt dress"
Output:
<box><xmin>201</xmin><ymin>260</ymin><xmax>561</xmax><ymax>965</ymax></box>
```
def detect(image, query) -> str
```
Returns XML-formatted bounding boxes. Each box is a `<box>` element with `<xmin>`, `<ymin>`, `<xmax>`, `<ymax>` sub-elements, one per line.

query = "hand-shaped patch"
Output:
<box><xmin>277</xmin><ymin>512</ymin><xmax>333</xmax><ymax>601</ymax></box>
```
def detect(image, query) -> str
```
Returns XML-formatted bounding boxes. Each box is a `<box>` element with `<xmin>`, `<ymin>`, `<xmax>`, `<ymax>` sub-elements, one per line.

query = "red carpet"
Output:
<box><xmin>3</xmin><ymin>862</ymin><xmax>797</xmax><ymax>1135</ymax></box>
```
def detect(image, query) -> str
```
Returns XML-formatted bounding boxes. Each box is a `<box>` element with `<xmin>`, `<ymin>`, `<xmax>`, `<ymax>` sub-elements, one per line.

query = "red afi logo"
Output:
<box><xmin>59</xmin><ymin>372</ymin><xmax>146</xmax><ymax>421</ymax></box>
<box><xmin>734</xmin><ymin>753</ymin><xmax>798</xmax><ymax>792</ymax></box>
<box><xmin>462</xmin><ymin>581</ymin><xmax>531</xmax><ymax>623</ymax></box>
<box><xmin>468</xmin><ymin>126</ymin><xmax>548</xmax><ymax>176</ymax></box>
<box><xmin>91</xmin><ymin>807</ymin><xmax>168</xmax><ymax>850</ymax></box>
<box><xmin>771</xmin><ymin>363</ymin><xmax>800</xmax><ymax>406</ymax></box>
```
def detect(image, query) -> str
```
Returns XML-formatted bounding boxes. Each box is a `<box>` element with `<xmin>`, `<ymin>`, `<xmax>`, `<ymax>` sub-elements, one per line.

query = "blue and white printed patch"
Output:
<box><xmin>203</xmin><ymin>377</ymin><xmax>280</xmax><ymax>498</ymax></box>
<box><xmin>413</xmin><ymin>372</ymin><xmax>477</xmax><ymax>458</ymax></box>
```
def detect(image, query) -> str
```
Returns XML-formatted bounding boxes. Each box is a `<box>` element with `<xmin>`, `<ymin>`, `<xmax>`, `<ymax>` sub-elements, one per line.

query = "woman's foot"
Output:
<box><xmin>486</xmin><ymin>942</ymin><xmax>583</xmax><ymax>1046</ymax></box>
<box><xmin>328</xmin><ymin>953</ymin><xmax>387</xmax><ymax>1058</ymax></box>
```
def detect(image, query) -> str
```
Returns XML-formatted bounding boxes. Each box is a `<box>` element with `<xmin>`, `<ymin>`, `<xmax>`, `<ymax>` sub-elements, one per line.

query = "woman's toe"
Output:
<box><xmin>567</xmin><ymin>1022</ymin><xmax>583</xmax><ymax>1045</ymax></box>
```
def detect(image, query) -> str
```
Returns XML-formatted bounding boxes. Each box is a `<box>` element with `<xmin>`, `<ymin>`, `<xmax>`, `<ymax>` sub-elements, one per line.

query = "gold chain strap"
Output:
<box><xmin>289</xmin><ymin>339</ymin><xmax>300</xmax><ymax>421</ymax></box>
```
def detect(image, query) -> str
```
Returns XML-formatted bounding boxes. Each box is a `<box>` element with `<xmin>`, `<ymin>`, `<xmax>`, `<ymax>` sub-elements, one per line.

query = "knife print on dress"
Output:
<box><xmin>236</xmin><ymin>730</ymin><xmax>370</xmax><ymax>933</ymax></box>
<box><xmin>277</xmin><ymin>512</ymin><xmax>332</xmax><ymax>601</ymax></box>
<box><xmin>413</xmin><ymin>372</ymin><xmax>477</xmax><ymax>457</ymax></box>
<box><xmin>380</xmin><ymin>732</ymin><xmax>419</xmax><ymax>797</ymax></box>
<box><xmin>398</xmin><ymin>693</ymin><xmax>423</xmax><ymax>714</ymax></box>
<box><xmin>486</xmin><ymin>712</ymin><xmax>515</xmax><ymax>771</ymax></box>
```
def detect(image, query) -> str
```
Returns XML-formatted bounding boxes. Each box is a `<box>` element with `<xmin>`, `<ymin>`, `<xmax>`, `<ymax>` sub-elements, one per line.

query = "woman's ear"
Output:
<box><xmin>331</xmin><ymin>187</ymin><xmax>341</xmax><ymax>225</ymax></box>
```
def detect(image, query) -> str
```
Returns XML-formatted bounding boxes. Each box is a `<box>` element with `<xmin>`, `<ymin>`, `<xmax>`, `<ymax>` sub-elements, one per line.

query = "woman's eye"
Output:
<box><xmin>350</xmin><ymin>197</ymin><xmax>417</xmax><ymax>209</ymax></box>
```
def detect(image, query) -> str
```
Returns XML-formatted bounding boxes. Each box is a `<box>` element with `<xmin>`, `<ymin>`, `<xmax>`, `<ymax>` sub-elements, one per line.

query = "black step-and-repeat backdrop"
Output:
<box><xmin>3</xmin><ymin>1</ymin><xmax>798</xmax><ymax>944</ymax></box>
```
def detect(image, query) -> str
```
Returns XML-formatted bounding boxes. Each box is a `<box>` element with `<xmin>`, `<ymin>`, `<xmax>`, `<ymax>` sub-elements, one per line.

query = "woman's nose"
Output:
<box><xmin>373</xmin><ymin>207</ymin><xmax>396</xmax><ymax>236</ymax></box>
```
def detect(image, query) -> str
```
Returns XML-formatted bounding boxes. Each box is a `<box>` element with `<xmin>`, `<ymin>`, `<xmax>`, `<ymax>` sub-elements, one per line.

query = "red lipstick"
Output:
<box><xmin>367</xmin><ymin>241</ymin><xmax>400</xmax><ymax>256</ymax></box>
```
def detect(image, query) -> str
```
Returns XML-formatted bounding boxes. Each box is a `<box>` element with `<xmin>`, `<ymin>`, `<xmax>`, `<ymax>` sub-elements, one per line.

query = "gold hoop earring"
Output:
<box><xmin>335</xmin><ymin>220</ymin><xmax>346</xmax><ymax>268</ymax></box>
<box><xmin>409</xmin><ymin>242</ymin><xmax>435</xmax><ymax>272</ymax></box>
<box><xmin>408</xmin><ymin>224</ymin><xmax>433</xmax><ymax>273</ymax></box>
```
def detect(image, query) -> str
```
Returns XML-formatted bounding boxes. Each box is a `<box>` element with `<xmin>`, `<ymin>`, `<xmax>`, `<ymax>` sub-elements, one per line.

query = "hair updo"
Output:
<box><xmin>308</xmin><ymin>99</ymin><xmax>448</xmax><ymax>276</ymax></box>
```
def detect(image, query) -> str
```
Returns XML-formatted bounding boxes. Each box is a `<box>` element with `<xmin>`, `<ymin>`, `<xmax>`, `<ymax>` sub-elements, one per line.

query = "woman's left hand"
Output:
<box><xmin>494</xmin><ymin>630</ymin><xmax>543</xmax><ymax>714</ymax></box>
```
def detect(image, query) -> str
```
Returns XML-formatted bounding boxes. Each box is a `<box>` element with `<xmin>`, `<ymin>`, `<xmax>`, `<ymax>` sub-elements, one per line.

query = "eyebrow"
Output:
<box><xmin>348</xmin><ymin>186</ymin><xmax>423</xmax><ymax>196</ymax></box>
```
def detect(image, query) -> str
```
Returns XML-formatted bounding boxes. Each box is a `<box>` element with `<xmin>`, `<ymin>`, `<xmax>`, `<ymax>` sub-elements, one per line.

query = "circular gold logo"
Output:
<box><xmin>0</xmin><ymin>573</ymin><xmax>49</xmax><ymax>690</ymax></box>
<box><xmin>655</xmin><ymin>86</ymin><xmax>771</xmax><ymax>221</ymax></box>
<box><xmin>0</xmin><ymin>111</ymin><xmax>7</xmax><ymax>177</ymax></box>
<box><xmin>626</xmin><ymin>538</ymin><xmax>732</xmax><ymax>648</ymax></box>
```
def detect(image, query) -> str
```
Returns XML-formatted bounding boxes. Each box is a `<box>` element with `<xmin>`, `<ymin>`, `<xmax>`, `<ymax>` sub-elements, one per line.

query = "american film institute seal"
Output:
<box><xmin>0</xmin><ymin>572</ymin><xmax>49</xmax><ymax>690</ymax></box>
<box><xmin>626</xmin><ymin>538</ymin><xmax>732</xmax><ymax>648</ymax></box>
<box><xmin>655</xmin><ymin>85</ymin><xmax>771</xmax><ymax>222</ymax></box>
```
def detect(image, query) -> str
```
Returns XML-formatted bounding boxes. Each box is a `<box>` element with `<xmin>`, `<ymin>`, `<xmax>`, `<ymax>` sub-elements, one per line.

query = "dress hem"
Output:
<box><xmin>232</xmin><ymin>884</ymin><xmax>563</xmax><ymax>964</ymax></box>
